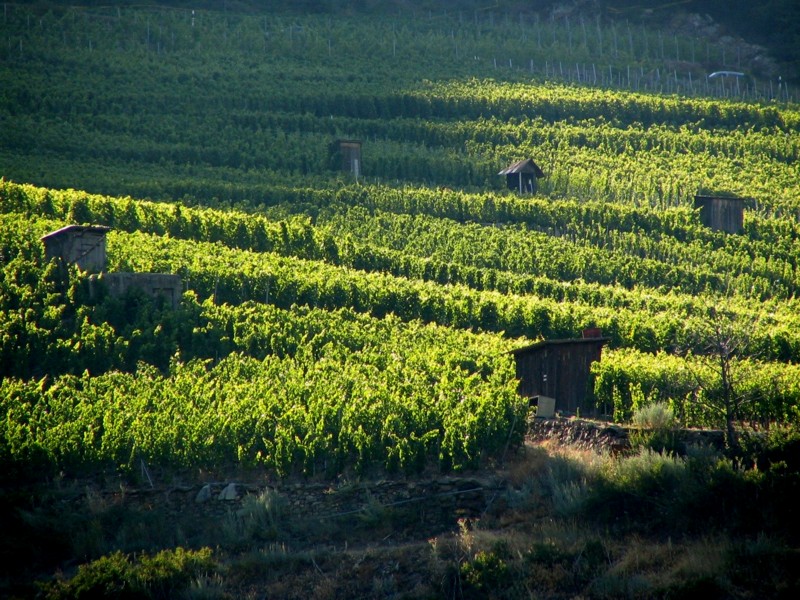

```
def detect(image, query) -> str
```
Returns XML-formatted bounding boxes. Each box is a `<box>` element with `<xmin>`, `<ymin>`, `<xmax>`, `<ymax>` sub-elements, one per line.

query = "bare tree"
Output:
<box><xmin>683</xmin><ymin>304</ymin><xmax>757</xmax><ymax>454</ymax></box>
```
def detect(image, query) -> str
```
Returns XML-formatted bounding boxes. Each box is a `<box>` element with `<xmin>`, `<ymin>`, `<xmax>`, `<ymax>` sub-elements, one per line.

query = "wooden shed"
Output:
<box><xmin>694</xmin><ymin>194</ymin><xmax>745</xmax><ymax>233</ymax></box>
<box><xmin>498</xmin><ymin>158</ymin><xmax>545</xmax><ymax>194</ymax></box>
<box><xmin>41</xmin><ymin>224</ymin><xmax>110</xmax><ymax>273</ymax></box>
<box><xmin>331</xmin><ymin>139</ymin><xmax>362</xmax><ymax>178</ymax></box>
<box><xmin>511</xmin><ymin>331</ymin><xmax>609</xmax><ymax>417</ymax></box>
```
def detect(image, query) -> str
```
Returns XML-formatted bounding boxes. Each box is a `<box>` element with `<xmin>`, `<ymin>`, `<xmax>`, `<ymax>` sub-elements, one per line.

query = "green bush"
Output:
<box><xmin>629</xmin><ymin>402</ymin><xmax>681</xmax><ymax>455</ymax></box>
<box><xmin>223</xmin><ymin>489</ymin><xmax>285</xmax><ymax>548</ymax></box>
<box><xmin>579</xmin><ymin>449</ymin><xmax>691</xmax><ymax>530</ymax></box>
<box><xmin>741</xmin><ymin>424</ymin><xmax>800</xmax><ymax>473</ymax></box>
<box><xmin>631</xmin><ymin>402</ymin><xmax>677</xmax><ymax>431</ymax></box>
<box><xmin>460</xmin><ymin>550</ymin><xmax>512</xmax><ymax>598</ymax></box>
<box><xmin>40</xmin><ymin>547</ymin><xmax>217</xmax><ymax>600</ymax></box>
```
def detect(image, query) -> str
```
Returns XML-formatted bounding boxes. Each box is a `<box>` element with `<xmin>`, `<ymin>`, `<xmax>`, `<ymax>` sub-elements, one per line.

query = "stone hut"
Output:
<box><xmin>95</xmin><ymin>272</ymin><xmax>183</xmax><ymax>310</ymax></box>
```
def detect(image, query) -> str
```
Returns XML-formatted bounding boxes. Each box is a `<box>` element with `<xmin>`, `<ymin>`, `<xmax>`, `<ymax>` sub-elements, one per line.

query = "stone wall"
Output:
<box><xmin>90</xmin><ymin>272</ymin><xmax>182</xmax><ymax>309</ymax></box>
<box><xmin>55</xmin><ymin>420</ymin><xmax>729</xmax><ymax>549</ymax></box>
<box><xmin>80</xmin><ymin>474</ymin><xmax>505</xmax><ymax>544</ymax></box>
<box><xmin>529</xmin><ymin>417</ymin><xmax>726</xmax><ymax>454</ymax></box>
<box><xmin>529</xmin><ymin>418</ymin><xmax>630</xmax><ymax>453</ymax></box>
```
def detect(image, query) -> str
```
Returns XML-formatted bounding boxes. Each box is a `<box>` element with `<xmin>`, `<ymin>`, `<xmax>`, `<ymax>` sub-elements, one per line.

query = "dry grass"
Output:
<box><xmin>7</xmin><ymin>436</ymin><xmax>800</xmax><ymax>599</ymax></box>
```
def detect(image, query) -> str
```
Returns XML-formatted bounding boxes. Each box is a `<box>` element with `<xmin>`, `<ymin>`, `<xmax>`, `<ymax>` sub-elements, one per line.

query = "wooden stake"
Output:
<box><xmin>566</xmin><ymin>16</ymin><xmax>572</xmax><ymax>52</ymax></box>
<box><xmin>627</xmin><ymin>22</ymin><xmax>633</xmax><ymax>55</ymax></box>
<box><xmin>581</xmin><ymin>16</ymin><xmax>587</xmax><ymax>48</ymax></box>
<box><xmin>596</xmin><ymin>14</ymin><xmax>602</xmax><ymax>55</ymax></box>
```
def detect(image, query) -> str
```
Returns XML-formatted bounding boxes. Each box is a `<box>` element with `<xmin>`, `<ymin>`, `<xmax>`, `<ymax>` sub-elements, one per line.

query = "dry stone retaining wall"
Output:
<box><xmin>79</xmin><ymin>475</ymin><xmax>505</xmax><ymax>538</ymax></box>
<box><xmin>529</xmin><ymin>417</ymin><xmax>726</xmax><ymax>454</ymax></box>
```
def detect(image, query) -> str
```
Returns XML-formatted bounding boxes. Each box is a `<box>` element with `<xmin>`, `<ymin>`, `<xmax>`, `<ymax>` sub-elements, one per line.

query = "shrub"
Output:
<box><xmin>40</xmin><ymin>547</ymin><xmax>217</xmax><ymax>600</ymax></box>
<box><xmin>222</xmin><ymin>489</ymin><xmax>285</xmax><ymax>548</ymax></box>
<box><xmin>460</xmin><ymin>550</ymin><xmax>511</xmax><ymax>597</ymax></box>
<box><xmin>536</xmin><ymin>448</ymin><xmax>608</xmax><ymax>518</ymax></box>
<box><xmin>578</xmin><ymin>449</ymin><xmax>690</xmax><ymax>530</ymax></box>
<box><xmin>631</xmin><ymin>402</ymin><xmax>677</xmax><ymax>431</ymax></box>
<box><xmin>741</xmin><ymin>424</ymin><xmax>800</xmax><ymax>473</ymax></box>
<box><xmin>629</xmin><ymin>402</ymin><xmax>681</xmax><ymax>454</ymax></box>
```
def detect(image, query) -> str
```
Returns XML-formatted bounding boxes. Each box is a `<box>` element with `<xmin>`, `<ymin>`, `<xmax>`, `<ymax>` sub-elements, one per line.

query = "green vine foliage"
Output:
<box><xmin>1</xmin><ymin>5</ymin><xmax>799</xmax><ymax>477</ymax></box>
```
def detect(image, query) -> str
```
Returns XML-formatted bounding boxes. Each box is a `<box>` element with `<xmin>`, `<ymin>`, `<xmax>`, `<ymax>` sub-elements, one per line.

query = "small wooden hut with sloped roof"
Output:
<box><xmin>331</xmin><ymin>139</ymin><xmax>363</xmax><ymax>178</ymax></box>
<box><xmin>511</xmin><ymin>329</ymin><xmax>609</xmax><ymax>417</ymax></box>
<box><xmin>41</xmin><ymin>224</ymin><xmax>111</xmax><ymax>273</ymax></box>
<box><xmin>498</xmin><ymin>158</ymin><xmax>545</xmax><ymax>195</ymax></box>
<box><xmin>694</xmin><ymin>194</ymin><xmax>745</xmax><ymax>234</ymax></box>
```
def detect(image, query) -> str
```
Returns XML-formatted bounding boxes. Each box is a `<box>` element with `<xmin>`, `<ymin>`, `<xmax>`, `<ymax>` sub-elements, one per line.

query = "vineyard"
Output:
<box><xmin>1</xmin><ymin>1</ymin><xmax>800</xmax><ymax>595</ymax></box>
<box><xmin>2</xmin><ymin>0</ymin><xmax>800</xmax><ymax>475</ymax></box>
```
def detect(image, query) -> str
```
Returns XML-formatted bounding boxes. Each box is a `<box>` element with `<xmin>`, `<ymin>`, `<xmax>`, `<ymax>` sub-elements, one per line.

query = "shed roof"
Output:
<box><xmin>498</xmin><ymin>158</ymin><xmax>545</xmax><ymax>178</ymax></box>
<box><xmin>694</xmin><ymin>194</ymin><xmax>746</xmax><ymax>204</ymax></box>
<box><xmin>40</xmin><ymin>224</ymin><xmax>111</xmax><ymax>241</ymax></box>
<box><xmin>510</xmin><ymin>337</ymin><xmax>610</xmax><ymax>356</ymax></box>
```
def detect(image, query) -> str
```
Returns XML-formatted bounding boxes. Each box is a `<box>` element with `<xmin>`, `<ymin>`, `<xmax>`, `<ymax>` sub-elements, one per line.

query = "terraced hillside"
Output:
<box><xmin>2</xmin><ymin>2</ymin><xmax>800</xmax><ymax>598</ymax></box>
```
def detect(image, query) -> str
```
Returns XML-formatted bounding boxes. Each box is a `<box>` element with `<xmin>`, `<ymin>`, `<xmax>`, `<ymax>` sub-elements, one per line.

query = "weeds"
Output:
<box><xmin>222</xmin><ymin>489</ymin><xmax>284</xmax><ymax>548</ymax></box>
<box><xmin>629</xmin><ymin>401</ymin><xmax>681</xmax><ymax>454</ymax></box>
<box><xmin>39</xmin><ymin>547</ymin><xmax>217</xmax><ymax>600</ymax></box>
